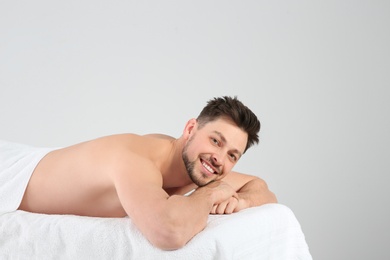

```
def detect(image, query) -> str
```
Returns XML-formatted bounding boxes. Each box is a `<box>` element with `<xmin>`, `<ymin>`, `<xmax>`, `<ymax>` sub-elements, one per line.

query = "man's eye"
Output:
<box><xmin>211</xmin><ymin>138</ymin><xmax>219</xmax><ymax>145</ymax></box>
<box><xmin>229</xmin><ymin>154</ymin><xmax>237</xmax><ymax>162</ymax></box>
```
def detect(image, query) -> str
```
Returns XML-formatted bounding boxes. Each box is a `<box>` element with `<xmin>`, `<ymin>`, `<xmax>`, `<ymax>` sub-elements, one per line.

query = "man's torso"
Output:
<box><xmin>18</xmin><ymin>134</ymin><xmax>195</xmax><ymax>217</ymax></box>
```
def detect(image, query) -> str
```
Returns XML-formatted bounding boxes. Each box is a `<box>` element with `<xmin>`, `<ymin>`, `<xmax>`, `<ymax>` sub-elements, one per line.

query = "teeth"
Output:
<box><xmin>202</xmin><ymin>161</ymin><xmax>214</xmax><ymax>173</ymax></box>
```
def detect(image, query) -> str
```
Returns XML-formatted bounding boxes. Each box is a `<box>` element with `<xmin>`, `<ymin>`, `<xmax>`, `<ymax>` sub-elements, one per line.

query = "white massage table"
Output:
<box><xmin>0</xmin><ymin>203</ymin><xmax>312</xmax><ymax>259</ymax></box>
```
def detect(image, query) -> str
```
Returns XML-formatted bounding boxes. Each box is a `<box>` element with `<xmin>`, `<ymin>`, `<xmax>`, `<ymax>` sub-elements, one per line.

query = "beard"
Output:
<box><xmin>182</xmin><ymin>135</ymin><xmax>215</xmax><ymax>187</ymax></box>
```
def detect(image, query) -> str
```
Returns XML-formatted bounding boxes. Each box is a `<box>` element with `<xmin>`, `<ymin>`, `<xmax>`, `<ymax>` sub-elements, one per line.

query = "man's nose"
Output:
<box><xmin>211</xmin><ymin>153</ymin><xmax>223</xmax><ymax>166</ymax></box>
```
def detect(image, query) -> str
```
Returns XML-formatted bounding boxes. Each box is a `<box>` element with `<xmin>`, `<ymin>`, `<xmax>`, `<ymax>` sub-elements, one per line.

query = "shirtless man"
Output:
<box><xmin>17</xmin><ymin>96</ymin><xmax>277</xmax><ymax>250</ymax></box>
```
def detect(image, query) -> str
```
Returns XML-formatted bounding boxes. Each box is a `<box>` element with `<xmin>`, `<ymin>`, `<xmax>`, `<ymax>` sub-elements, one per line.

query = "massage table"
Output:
<box><xmin>0</xmin><ymin>203</ymin><xmax>312</xmax><ymax>259</ymax></box>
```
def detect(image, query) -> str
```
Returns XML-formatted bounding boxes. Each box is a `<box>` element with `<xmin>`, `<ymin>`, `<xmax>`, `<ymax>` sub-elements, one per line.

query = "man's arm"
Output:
<box><xmin>210</xmin><ymin>171</ymin><xmax>277</xmax><ymax>214</ymax></box>
<box><xmin>112</xmin><ymin>154</ymin><xmax>238</xmax><ymax>250</ymax></box>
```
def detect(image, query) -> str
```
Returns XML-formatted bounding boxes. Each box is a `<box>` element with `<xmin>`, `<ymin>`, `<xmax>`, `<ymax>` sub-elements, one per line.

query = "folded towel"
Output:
<box><xmin>0</xmin><ymin>140</ymin><xmax>54</xmax><ymax>214</ymax></box>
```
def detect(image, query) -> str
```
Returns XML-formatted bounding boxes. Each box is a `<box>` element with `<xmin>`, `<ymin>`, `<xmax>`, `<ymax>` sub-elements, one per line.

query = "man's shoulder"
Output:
<box><xmin>84</xmin><ymin>133</ymin><xmax>169</xmax><ymax>181</ymax></box>
<box><xmin>94</xmin><ymin>133</ymin><xmax>174</xmax><ymax>145</ymax></box>
<box><xmin>142</xmin><ymin>133</ymin><xmax>175</xmax><ymax>141</ymax></box>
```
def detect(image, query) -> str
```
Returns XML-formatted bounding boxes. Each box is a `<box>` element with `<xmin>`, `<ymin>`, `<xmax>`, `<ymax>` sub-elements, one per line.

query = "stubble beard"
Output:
<box><xmin>182</xmin><ymin>136</ymin><xmax>214</xmax><ymax>187</ymax></box>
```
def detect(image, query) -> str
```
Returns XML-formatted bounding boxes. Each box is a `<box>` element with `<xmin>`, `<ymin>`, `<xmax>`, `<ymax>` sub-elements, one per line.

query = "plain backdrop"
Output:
<box><xmin>1</xmin><ymin>1</ymin><xmax>389</xmax><ymax>259</ymax></box>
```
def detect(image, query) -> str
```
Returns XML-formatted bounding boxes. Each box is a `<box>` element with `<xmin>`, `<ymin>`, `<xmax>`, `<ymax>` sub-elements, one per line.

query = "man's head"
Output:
<box><xmin>182</xmin><ymin>96</ymin><xmax>261</xmax><ymax>186</ymax></box>
<box><xmin>196</xmin><ymin>96</ymin><xmax>260</xmax><ymax>153</ymax></box>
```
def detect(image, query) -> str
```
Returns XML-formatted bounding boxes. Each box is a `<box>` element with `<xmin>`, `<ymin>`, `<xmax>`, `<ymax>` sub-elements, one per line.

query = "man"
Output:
<box><xmin>11</xmin><ymin>96</ymin><xmax>276</xmax><ymax>250</ymax></box>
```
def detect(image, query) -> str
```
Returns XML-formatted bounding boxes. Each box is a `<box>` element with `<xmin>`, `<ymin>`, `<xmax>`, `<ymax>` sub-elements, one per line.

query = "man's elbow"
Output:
<box><xmin>269</xmin><ymin>190</ymin><xmax>278</xmax><ymax>203</ymax></box>
<box><xmin>255</xmin><ymin>177</ymin><xmax>278</xmax><ymax>204</ymax></box>
<box><xmin>148</xmin><ymin>227</ymin><xmax>188</xmax><ymax>250</ymax></box>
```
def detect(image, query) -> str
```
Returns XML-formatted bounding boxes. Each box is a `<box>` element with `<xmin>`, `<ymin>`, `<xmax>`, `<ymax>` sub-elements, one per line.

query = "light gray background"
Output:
<box><xmin>1</xmin><ymin>1</ymin><xmax>389</xmax><ymax>259</ymax></box>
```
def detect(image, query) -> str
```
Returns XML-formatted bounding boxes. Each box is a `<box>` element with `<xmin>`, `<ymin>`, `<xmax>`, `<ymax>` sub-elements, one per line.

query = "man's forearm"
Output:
<box><xmin>158</xmin><ymin>181</ymin><xmax>237</xmax><ymax>249</ymax></box>
<box><xmin>162</xmin><ymin>191</ymin><xmax>213</xmax><ymax>248</ymax></box>
<box><xmin>236</xmin><ymin>177</ymin><xmax>277</xmax><ymax>210</ymax></box>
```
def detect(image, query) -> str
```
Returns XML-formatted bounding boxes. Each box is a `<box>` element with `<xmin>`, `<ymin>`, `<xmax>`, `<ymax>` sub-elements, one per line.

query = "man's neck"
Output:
<box><xmin>160</xmin><ymin>137</ymin><xmax>193</xmax><ymax>189</ymax></box>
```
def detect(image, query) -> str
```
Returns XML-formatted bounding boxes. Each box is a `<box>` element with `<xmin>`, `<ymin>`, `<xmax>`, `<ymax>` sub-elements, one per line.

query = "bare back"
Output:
<box><xmin>18</xmin><ymin>134</ymin><xmax>193</xmax><ymax>217</ymax></box>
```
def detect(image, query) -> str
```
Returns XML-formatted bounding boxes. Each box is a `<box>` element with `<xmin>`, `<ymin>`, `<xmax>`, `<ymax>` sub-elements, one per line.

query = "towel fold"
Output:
<box><xmin>0</xmin><ymin>140</ymin><xmax>54</xmax><ymax>214</ymax></box>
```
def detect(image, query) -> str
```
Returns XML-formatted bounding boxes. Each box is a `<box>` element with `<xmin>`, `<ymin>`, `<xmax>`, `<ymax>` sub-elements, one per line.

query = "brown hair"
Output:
<box><xmin>196</xmin><ymin>96</ymin><xmax>260</xmax><ymax>153</ymax></box>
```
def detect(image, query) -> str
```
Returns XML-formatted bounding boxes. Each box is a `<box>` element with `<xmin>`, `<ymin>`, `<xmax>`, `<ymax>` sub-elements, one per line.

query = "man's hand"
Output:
<box><xmin>201</xmin><ymin>180</ymin><xmax>247</xmax><ymax>214</ymax></box>
<box><xmin>199</xmin><ymin>180</ymin><xmax>238</xmax><ymax>204</ymax></box>
<box><xmin>208</xmin><ymin>173</ymin><xmax>278</xmax><ymax>215</ymax></box>
<box><xmin>210</xmin><ymin>196</ymin><xmax>241</xmax><ymax>214</ymax></box>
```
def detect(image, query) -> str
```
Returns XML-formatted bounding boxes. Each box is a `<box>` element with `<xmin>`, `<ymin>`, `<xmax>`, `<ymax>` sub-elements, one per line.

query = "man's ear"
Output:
<box><xmin>183</xmin><ymin>118</ymin><xmax>197</xmax><ymax>140</ymax></box>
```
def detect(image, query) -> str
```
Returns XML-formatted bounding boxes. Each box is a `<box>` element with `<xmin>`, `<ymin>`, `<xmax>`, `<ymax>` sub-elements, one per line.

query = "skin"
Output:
<box><xmin>18</xmin><ymin>118</ymin><xmax>277</xmax><ymax>250</ymax></box>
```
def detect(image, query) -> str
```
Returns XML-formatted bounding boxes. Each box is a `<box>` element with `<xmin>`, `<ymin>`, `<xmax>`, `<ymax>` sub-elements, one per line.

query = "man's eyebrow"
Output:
<box><xmin>213</xmin><ymin>131</ymin><xmax>243</xmax><ymax>158</ymax></box>
<box><xmin>213</xmin><ymin>131</ymin><xmax>226</xmax><ymax>143</ymax></box>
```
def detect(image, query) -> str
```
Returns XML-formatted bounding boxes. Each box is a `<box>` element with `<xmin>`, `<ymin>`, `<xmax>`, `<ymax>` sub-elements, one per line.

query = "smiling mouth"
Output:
<box><xmin>201</xmin><ymin>159</ymin><xmax>218</xmax><ymax>175</ymax></box>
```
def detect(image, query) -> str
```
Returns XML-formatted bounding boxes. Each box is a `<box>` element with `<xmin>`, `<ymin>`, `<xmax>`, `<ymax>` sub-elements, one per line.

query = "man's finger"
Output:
<box><xmin>224</xmin><ymin>196</ymin><xmax>239</xmax><ymax>214</ymax></box>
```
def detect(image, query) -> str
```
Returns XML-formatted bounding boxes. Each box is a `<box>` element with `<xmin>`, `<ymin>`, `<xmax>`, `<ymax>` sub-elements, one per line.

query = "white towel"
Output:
<box><xmin>0</xmin><ymin>204</ymin><xmax>312</xmax><ymax>259</ymax></box>
<box><xmin>0</xmin><ymin>140</ymin><xmax>54</xmax><ymax>214</ymax></box>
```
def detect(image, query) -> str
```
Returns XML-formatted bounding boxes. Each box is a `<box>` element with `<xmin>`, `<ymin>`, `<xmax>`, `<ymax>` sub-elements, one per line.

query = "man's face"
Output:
<box><xmin>182</xmin><ymin>118</ymin><xmax>247</xmax><ymax>187</ymax></box>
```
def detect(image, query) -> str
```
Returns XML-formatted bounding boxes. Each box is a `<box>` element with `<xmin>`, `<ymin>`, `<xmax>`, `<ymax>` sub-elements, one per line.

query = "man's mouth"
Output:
<box><xmin>201</xmin><ymin>159</ymin><xmax>218</xmax><ymax>175</ymax></box>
